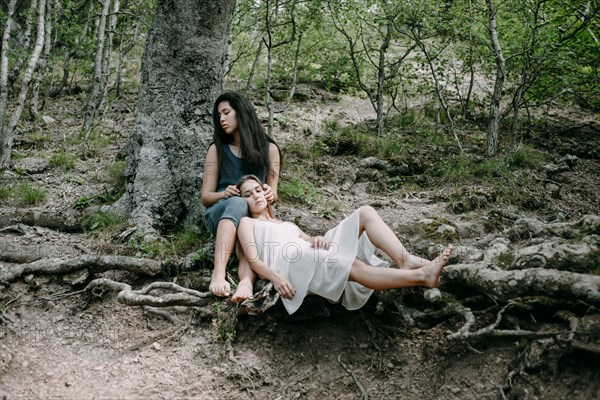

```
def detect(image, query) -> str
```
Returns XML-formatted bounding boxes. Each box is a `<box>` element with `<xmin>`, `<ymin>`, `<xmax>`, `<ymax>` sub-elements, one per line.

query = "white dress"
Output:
<box><xmin>252</xmin><ymin>210</ymin><xmax>389</xmax><ymax>314</ymax></box>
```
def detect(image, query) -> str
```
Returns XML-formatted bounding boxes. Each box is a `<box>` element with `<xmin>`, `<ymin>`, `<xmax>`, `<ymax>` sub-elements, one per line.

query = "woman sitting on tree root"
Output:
<box><xmin>201</xmin><ymin>92</ymin><xmax>281</xmax><ymax>302</ymax></box>
<box><xmin>235</xmin><ymin>175</ymin><xmax>453</xmax><ymax>315</ymax></box>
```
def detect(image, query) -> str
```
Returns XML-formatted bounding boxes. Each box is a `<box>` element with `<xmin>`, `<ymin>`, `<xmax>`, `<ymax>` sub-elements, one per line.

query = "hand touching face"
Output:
<box><xmin>239</xmin><ymin>180</ymin><xmax>267</xmax><ymax>213</ymax></box>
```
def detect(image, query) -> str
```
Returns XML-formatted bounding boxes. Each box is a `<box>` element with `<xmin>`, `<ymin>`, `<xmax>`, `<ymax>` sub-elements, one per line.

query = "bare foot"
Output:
<box><xmin>421</xmin><ymin>244</ymin><xmax>453</xmax><ymax>287</ymax></box>
<box><xmin>403</xmin><ymin>254</ymin><xmax>430</xmax><ymax>270</ymax></box>
<box><xmin>231</xmin><ymin>278</ymin><xmax>254</xmax><ymax>303</ymax></box>
<box><xmin>209</xmin><ymin>271</ymin><xmax>231</xmax><ymax>297</ymax></box>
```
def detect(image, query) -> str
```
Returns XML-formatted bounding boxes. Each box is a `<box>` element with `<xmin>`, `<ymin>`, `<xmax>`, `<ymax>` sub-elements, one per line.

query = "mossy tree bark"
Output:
<box><xmin>107</xmin><ymin>0</ymin><xmax>236</xmax><ymax>238</ymax></box>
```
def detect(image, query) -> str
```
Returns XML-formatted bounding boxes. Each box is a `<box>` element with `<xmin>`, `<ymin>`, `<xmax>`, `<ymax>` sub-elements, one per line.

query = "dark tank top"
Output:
<box><xmin>216</xmin><ymin>145</ymin><xmax>267</xmax><ymax>191</ymax></box>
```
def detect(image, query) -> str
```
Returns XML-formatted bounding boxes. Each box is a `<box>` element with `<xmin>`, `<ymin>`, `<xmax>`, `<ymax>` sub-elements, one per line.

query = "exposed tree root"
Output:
<box><xmin>442</xmin><ymin>263</ymin><xmax>600</xmax><ymax>306</ymax></box>
<box><xmin>83</xmin><ymin>278</ymin><xmax>212</xmax><ymax>308</ymax></box>
<box><xmin>239</xmin><ymin>282</ymin><xmax>280</xmax><ymax>316</ymax></box>
<box><xmin>446</xmin><ymin>299</ymin><xmax>561</xmax><ymax>341</ymax></box>
<box><xmin>143</xmin><ymin>306</ymin><xmax>185</xmax><ymax>324</ymax></box>
<box><xmin>0</xmin><ymin>255</ymin><xmax>162</xmax><ymax>283</ymax></box>
<box><xmin>0</xmin><ymin>207</ymin><xmax>86</xmax><ymax>233</ymax></box>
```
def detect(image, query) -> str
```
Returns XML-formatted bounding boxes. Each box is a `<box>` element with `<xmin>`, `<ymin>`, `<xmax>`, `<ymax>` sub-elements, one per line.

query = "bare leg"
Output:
<box><xmin>210</xmin><ymin>219</ymin><xmax>236</xmax><ymax>297</ymax></box>
<box><xmin>231</xmin><ymin>242</ymin><xmax>256</xmax><ymax>303</ymax></box>
<box><xmin>358</xmin><ymin>206</ymin><xmax>430</xmax><ymax>269</ymax></box>
<box><xmin>348</xmin><ymin>245</ymin><xmax>453</xmax><ymax>290</ymax></box>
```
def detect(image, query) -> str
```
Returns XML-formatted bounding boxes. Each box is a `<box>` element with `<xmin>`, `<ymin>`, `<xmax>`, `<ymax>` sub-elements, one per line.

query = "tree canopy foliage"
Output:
<box><xmin>0</xmin><ymin>0</ymin><xmax>598</xmax><ymax>166</ymax></box>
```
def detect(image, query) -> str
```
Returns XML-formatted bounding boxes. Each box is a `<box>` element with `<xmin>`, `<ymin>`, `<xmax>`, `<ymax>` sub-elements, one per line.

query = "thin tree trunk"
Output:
<box><xmin>375</xmin><ymin>19</ymin><xmax>392</xmax><ymax>137</ymax></box>
<box><xmin>263</xmin><ymin>0</ymin><xmax>295</xmax><ymax>136</ymax></box>
<box><xmin>83</xmin><ymin>0</ymin><xmax>110</xmax><ymax>133</ymax></box>
<box><xmin>246</xmin><ymin>39</ymin><xmax>264</xmax><ymax>92</ymax></box>
<box><xmin>0</xmin><ymin>0</ymin><xmax>47</xmax><ymax>167</ymax></box>
<box><xmin>29</xmin><ymin>0</ymin><xmax>53</xmax><ymax>120</ymax></box>
<box><xmin>115</xmin><ymin>16</ymin><xmax>139</xmax><ymax>98</ymax></box>
<box><xmin>463</xmin><ymin>0</ymin><xmax>476</xmax><ymax>120</ymax></box>
<box><xmin>413</xmin><ymin>34</ymin><xmax>462</xmax><ymax>152</ymax></box>
<box><xmin>115</xmin><ymin>26</ymin><xmax>125</xmax><ymax>98</ymax></box>
<box><xmin>486</xmin><ymin>0</ymin><xmax>505</xmax><ymax>157</ymax></box>
<box><xmin>49</xmin><ymin>0</ymin><xmax>94</xmax><ymax>98</ymax></box>
<box><xmin>287</xmin><ymin>30</ymin><xmax>303</xmax><ymax>103</ymax></box>
<box><xmin>0</xmin><ymin>0</ymin><xmax>19</xmax><ymax>165</ymax></box>
<box><xmin>265</xmin><ymin>36</ymin><xmax>275</xmax><ymax>136</ymax></box>
<box><xmin>8</xmin><ymin>0</ymin><xmax>38</xmax><ymax>92</ymax></box>
<box><xmin>98</xmin><ymin>0</ymin><xmax>120</xmax><ymax>113</ymax></box>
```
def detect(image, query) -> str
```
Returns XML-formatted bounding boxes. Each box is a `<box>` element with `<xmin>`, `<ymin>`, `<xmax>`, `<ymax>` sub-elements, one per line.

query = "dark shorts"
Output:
<box><xmin>204</xmin><ymin>196</ymin><xmax>249</xmax><ymax>236</ymax></box>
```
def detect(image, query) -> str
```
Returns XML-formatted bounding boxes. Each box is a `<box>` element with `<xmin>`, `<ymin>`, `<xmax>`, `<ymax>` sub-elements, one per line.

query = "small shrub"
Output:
<box><xmin>130</xmin><ymin>226</ymin><xmax>206</xmax><ymax>259</ymax></box>
<box><xmin>0</xmin><ymin>186</ymin><xmax>11</xmax><ymax>200</ymax></box>
<box><xmin>17</xmin><ymin>183</ymin><xmax>46</xmax><ymax>205</ymax></box>
<box><xmin>279</xmin><ymin>177</ymin><xmax>323</xmax><ymax>206</ymax></box>
<box><xmin>84</xmin><ymin>211</ymin><xmax>122</xmax><ymax>231</ymax></box>
<box><xmin>74</xmin><ymin>196</ymin><xmax>91</xmax><ymax>209</ymax></box>
<box><xmin>430</xmin><ymin>154</ymin><xmax>508</xmax><ymax>182</ymax></box>
<box><xmin>167</xmin><ymin>227</ymin><xmax>205</xmax><ymax>255</ymax></box>
<box><xmin>50</xmin><ymin>151</ymin><xmax>76</xmax><ymax>171</ymax></box>
<box><xmin>106</xmin><ymin>160</ymin><xmax>126</xmax><ymax>190</ymax></box>
<box><xmin>89</xmin><ymin>132</ymin><xmax>112</xmax><ymax>149</ymax></box>
<box><xmin>508</xmin><ymin>147</ymin><xmax>546</xmax><ymax>169</ymax></box>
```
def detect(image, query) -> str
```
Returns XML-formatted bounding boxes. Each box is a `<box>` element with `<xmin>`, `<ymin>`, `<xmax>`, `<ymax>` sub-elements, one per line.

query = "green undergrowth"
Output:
<box><xmin>50</xmin><ymin>151</ymin><xmax>77</xmax><ymax>171</ymax></box>
<box><xmin>84</xmin><ymin>211</ymin><xmax>124</xmax><ymax>231</ymax></box>
<box><xmin>130</xmin><ymin>226</ymin><xmax>209</xmax><ymax>260</ymax></box>
<box><xmin>429</xmin><ymin>147</ymin><xmax>547</xmax><ymax>207</ymax></box>
<box><xmin>304</xmin><ymin>112</ymin><xmax>551</xmax><ymax>208</ymax></box>
<box><xmin>278</xmin><ymin>176</ymin><xmax>324</xmax><ymax>206</ymax></box>
<box><xmin>0</xmin><ymin>182</ymin><xmax>46</xmax><ymax>206</ymax></box>
<box><xmin>314</xmin><ymin>115</ymin><xmax>452</xmax><ymax>160</ymax></box>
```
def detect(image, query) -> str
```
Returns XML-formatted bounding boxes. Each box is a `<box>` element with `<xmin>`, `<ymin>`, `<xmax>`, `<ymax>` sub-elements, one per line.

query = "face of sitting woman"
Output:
<box><xmin>217</xmin><ymin>101</ymin><xmax>238</xmax><ymax>135</ymax></box>
<box><xmin>239</xmin><ymin>180</ymin><xmax>267</xmax><ymax>214</ymax></box>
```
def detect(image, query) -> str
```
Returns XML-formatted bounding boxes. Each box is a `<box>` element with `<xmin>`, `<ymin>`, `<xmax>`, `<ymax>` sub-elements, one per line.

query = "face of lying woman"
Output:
<box><xmin>239</xmin><ymin>180</ymin><xmax>267</xmax><ymax>213</ymax></box>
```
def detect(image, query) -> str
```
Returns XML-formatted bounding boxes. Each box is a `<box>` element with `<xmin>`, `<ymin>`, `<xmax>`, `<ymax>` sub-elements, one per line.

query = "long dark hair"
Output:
<box><xmin>212</xmin><ymin>92</ymin><xmax>281</xmax><ymax>182</ymax></box>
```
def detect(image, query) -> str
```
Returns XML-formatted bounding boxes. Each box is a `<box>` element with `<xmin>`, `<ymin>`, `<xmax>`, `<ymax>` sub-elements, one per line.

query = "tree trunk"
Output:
<box><xmin>106</xmin><ymin>0</ymin><xmax>236</xmax><ymax>239</ymax></box>
<box><xmin>413</xmin><ymin>34</ymin><xmax>462</xmax><ymax>152</ymax></box>
<box><xmin>263</xmin><ymin>0</ymin><xmax>295</xmax><ymax>136</ymax></box>
<box><xmin>115</xmin><ymin>17</ymin><xmax>141</xmax><ymax>98</ymax></box>
<box><xmin>29</xmin><ymin>0</ymin><xmax>53</xmax><ymax>120</ymax></box>
<box><xmin>49</xmin><ymin>1</ymin><xmax>94</xmax><ymax>98</ymax></box>
<box><xmin>246</xmin><ymin>39</ymin><xmax>264</xmax><ymax>92</ymax></box>
<box><xmin>8</xmin><ymin>0</ymin><xmax>37</xmax><ymax>93</ymax></box>
<box><xmin>287</xmin><ymin>30</ymin><xmax>303</xmax><ymax>103</ymax></box>
<box><xmin>0</xmin><ymin>0</ymin><xmax>47</xmax><ymax>168</ymax></box>
<box><xmin>463</xmin><ymin>0</ymin><xmax>476</xmax><ymax>120</ymax></box>
<box><xmin>99</xmin><ymin>0</ymin><xmax>120</xmax><ymax>111</ymax></box>
<box><xmin>0</xmin><ymin>0</ymin><xmax>19</xmax><ymax>163</ymax></box>
<box><xmin>375</xmin><ymin>19</ymin><xmax>392</xmax><ymax>137</ymax></box>
<box><xmin>486</xmin><ymin>0</ymin><xmax>505</xmax><ymax>157</ymax></box>
<box><xmin>83</xmin><ymin>0</ymin><xmax>111</xmax><ymax>133</ymax></box>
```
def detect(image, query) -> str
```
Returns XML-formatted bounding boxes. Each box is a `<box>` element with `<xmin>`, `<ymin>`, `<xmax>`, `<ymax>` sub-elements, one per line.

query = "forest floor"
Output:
<box><xmin>1</xmin><ymin>90</ymin><xmax>599</xmax><ymax>400</ymax></box>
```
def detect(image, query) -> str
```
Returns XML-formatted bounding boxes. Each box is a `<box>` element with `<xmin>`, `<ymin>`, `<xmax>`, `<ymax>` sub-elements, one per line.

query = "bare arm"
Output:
<box><xmin>237</xmin><ymin>217</ymin><xmax>296</xmax><ymax>299</ymax></box>
<box><xmin>200</xmin><ymin>144</ymin><xmax>239</xmax><ymax>206</ymax></box>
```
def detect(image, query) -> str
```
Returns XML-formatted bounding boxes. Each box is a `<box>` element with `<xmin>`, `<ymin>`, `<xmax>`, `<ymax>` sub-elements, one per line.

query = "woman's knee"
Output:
<box><xmin>359</xmin><ymin>205</ymin><xmax>377</xmax><ymax>218</ymax></box>
<box><xmin>225</xmin><ymin>196</ymin><xmax>249</xmax><ymax>218</ymax></box>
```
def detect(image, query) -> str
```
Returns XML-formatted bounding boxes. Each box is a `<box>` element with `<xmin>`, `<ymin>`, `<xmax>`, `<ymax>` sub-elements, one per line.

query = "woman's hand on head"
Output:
<box><xmin>223</xmin><ymin>185</ymin><xmax>240</xmax><ymax>199</ymax></box>
<box><xmin>263</xmin><ymin>184</ymin><xmax>275</xmax><ymax>203</ymax></box>
<box><xmin>311</xmin><ymin>236</ymin><xmax>329</xmax><ymax>250</ymax></box>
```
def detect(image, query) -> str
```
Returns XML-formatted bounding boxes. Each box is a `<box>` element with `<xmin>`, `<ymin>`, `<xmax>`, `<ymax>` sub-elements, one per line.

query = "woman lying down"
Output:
<box><xmin>235</xmin><ymin>174</ymin><xmax>453</xmax><ymax>315</ymax></box>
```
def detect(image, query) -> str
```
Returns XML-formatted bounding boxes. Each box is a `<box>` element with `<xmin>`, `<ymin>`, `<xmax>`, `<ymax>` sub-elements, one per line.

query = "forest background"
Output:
<box><xmin>0</xmin><ymin>1</ymin><xmax>599</xmax><ymax>399</ymax></box>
